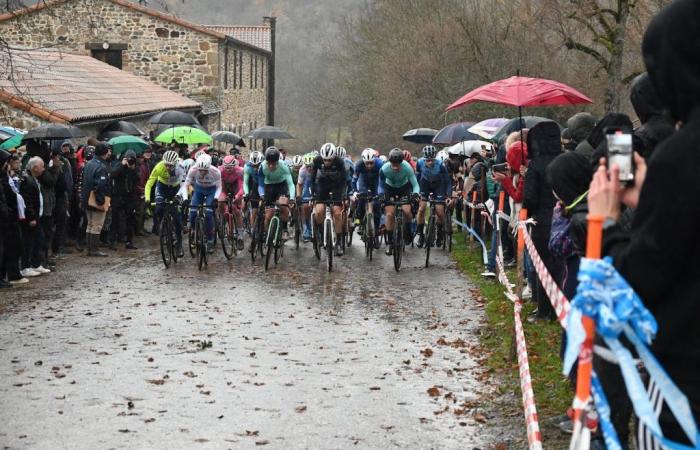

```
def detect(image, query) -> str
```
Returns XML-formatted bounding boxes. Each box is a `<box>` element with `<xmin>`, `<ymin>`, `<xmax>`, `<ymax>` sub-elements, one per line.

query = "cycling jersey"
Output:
<box><xmin>416</xmin><ymin>158</ymin><xmax>452</xmax><ymax>198</ymax></box>
<box><xmin>256</xmin><ymin>161</ymin><xmax>295</xmax><ymax>198</ymax></box>
<box><xmin>243</xmin><ymin>162</ymin><xmax>261</xmax><ymax>196</ymax></box>
<box><xmin>352</xmin><ymin>157</ymin><xmax>383</xmax><ymax>193</ymax></box>
<box><xmin>310</xmin><ymin>156</ymin><xmax>348</xmax><ymax>194</ymax></box>
<box><xmin>144</xmin><ymin>160</ymin><xmax>184</xmax><ymax>203</ymax></box>
<box><xmin>297</xmin><ymin>165</ymin><xmax>314</xmax><ymax>200</ymax></box>
<box><xmin>378</xmin><ymin>160</ymin><xmax>419</xmax><ymax>195</ymax></box>
<box><xmin>181</xmin><ymin>166</ymin><xmax>222</xmax><ymax>200</ymax></box>
<box><xmin>219</xmin><ymin>166</ymin><xmax>244</xmax><ymax>201</ymax></box>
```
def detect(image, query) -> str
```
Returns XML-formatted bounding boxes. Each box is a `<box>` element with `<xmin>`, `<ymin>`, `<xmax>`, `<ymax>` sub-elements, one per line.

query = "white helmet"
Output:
<box><xmin>162</xmin><ymin>150</ymin><xmax>179</xmax><ymax>166</ymax></box>
<box><xmin>337</xmin><ymin>146</ymin><xmax>347</xmax><ymax>159</ymax></box>
<box><xmin>249</xmin><ymin>150</ymin><xmax>264</xmax><ymax>165</ymax></box>
<box><xmin>319</xmin><ymin>143</ymin><xmax>337</xmax><ymax>160</ymax></box>
<box><xmin>378</xmin><ymin>155</ymin><xmax>388</xmax><ymax>163</ymax></box>
<box><xmin>291</xmin><ymin>154</ymin><xmax>303</xmax><ymax>167</ymax></box>
<box><xmin>361</xmin><ymin>148</ymin><xmax>375</xmax><ymax>163</ymax></box>
<box><xmin>436</xmin><ymin>150</ymin><xmax>449</xmax><ymax>162</ymax></box>
<box><xmin>180</xmin><ymin>158</ymin><xmax>194</xmax><ymax>173</ymax></box>
<box><xmin>195</xmin><ymin>154</ymin><xmax>211</xmax><ymax>170</ymax></box>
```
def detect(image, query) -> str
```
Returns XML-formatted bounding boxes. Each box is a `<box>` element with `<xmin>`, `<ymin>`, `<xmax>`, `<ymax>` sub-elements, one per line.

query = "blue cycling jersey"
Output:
<box><xmin>416</xmin><ymin>158</ymin><xmax>453</xmax><ymax>195</ymax></box>
<box><xmin>352</xmin><ymin>157</ymin><xmax>383</xmax><ymax>193</ymax></box>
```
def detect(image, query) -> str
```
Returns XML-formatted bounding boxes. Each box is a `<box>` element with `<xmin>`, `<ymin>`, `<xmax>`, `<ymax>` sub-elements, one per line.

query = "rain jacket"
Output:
<box><xmin>604</xmin><ymin>0</ymin><xmax>700</xmax><ymax>438</ymax></box>
<box><xmin>630</xmin><ymin>72</ymin><xmax>676</xmax><ymax>158</ymax></box>
<box><xmin>81</xmin><ymin>157</ymin><xmax>110</xmax><ymax>210</ymax></box>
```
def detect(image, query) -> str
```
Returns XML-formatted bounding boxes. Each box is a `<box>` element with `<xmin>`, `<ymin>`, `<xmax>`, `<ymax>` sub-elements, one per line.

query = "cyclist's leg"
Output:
<box><xmin>203</xmin><ymin>187</ymin><xmax>216</xmax><ymax>241</ymax></box>
<box><xmin>189</xmin><ymin>189</ymin><xmax>203</xmax><ymax>231</ymax></box>
<box><xmin>233</xmin><ymin>199</ymin><xmax>244</xmax><ymax>228</ymax></box>
<box><xmin>154</xmin><ymin>182</ymin><xmax>169</xmax><ymax>232</ymax></box>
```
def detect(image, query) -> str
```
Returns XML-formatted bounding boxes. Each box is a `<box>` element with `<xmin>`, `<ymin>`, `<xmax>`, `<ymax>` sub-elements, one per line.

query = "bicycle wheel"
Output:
<box><xmin>160</xmin><ymin>216</ymin><xmax>172</xmax><ymax>268</ymax></box>
<box><xmin>188</xmin><ymin>220</ymin><xmax>196</xmax><ymax>258</ymax></box>
<box><xmin>197</xmin><ymin>216</ymin><xmax>207</xmax><ymax>271</ymax></box>
<box><xmin>325</xmin><ymin>220</ymin><xmax>333</xmax><ymax>272</ymax></box>
<box><xmin>345</xmin><ymin>209</ymin><xmax>354</xmax><ymax>247</ymax></box>
<box><xmin>293</xmin><ymin>208</ymin><xmax>301</xmax><ymax>250</ymax></box>
<box><xmin>250</xmin><ymin>219</ymin><xmax>258</xmax><ymax>262</ymax></box>
<box><xmin>265</xmin><ymin>217</ymin><xmax>277</xmax><ymax>271</ymax></box>
<box><xmin>425</xmin><ymin>214</ymin><xmax>435</xmax><ymax>268</ymax></box>
<box><xmin>220</xmin><ymin>214</ymin><xmax>234</xmax><ymax>260</ymax></box>
<box><xmin>311</xmin><ymin>218</ymin><xmax>321</xmax><ymax>260</ymax></box>
<box><xmin>445</xmin><ymin>211</ymin><xmax>453</xmax><ymax>252</ymax></box>
<box><xmin>393</xmin><ymin>215</ymin><xmax>403</xmax><ymax>272</ymax></box>
<box><xmin>274</xmin><ymin>217</ymin><xmax>283</xmax><ymax>264</ymax></box>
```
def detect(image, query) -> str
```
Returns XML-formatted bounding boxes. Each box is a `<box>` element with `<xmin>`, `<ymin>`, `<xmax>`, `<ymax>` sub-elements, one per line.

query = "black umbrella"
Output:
<box><xmin>402</xmin><ymin>128</ymin><xmax>438</xmax><ymax>144</ymax></box>
<box><xmin>432</xmin><ymin>122</ymin><xmax>479</xmax><ymax>145</ymax></box>
<box><xmin>491</xmin><ymin>116</ymin><xmax>556</xmax><ymax>144</ymax></box>
<box><xmin>23</xmin><ymin>124</ymin><xmax>85</xmax><ymax>140</ymax></box>
<box><xmin>102</xmin><ymin>120</ymin><xmax>144</xmax><ymax>136</ymax></box>
<box><xmin>148</xmin><ymin>110</ymin><xmax>199</xmax><ymax>126</ymax></box>
<box><xmin>98</xmin><ymin>130</ymin><xmax>129</xmax><ymax>141</ymax></box>
<box><xmin>246</xmin><ymin>126</ymin><xmax>295</xmax><ymax>140</ymax></box>
<box><xmin>212</xmin><ymin>131</ymin><xmax>246</xmax><ymax>147</ymax></box>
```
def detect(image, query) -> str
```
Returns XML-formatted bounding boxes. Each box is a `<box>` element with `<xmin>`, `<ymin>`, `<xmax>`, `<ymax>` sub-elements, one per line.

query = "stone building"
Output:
<box><xmin>0</xmin><ymin>49</ymin><xmax>201</xmax><ymax>138</ymax></box>
<box><xmin>0</xmin><ymin>0</ymin><xmax>276</xmax><ymax>140</ymax></box>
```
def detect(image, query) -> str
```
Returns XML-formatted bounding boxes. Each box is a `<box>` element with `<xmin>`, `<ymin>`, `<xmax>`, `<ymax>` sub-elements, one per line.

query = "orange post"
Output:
<box><xmin>498</xmin><ymin>191</ymin><xmax>505</xmax><ymax>213</ymax></box>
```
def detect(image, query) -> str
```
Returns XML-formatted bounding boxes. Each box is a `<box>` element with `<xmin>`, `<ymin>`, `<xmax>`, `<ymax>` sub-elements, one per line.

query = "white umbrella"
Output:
<box><xmin>445</xmin><ymin>140</ymin><xmax>494</xmax><ymax>157</ymax></box>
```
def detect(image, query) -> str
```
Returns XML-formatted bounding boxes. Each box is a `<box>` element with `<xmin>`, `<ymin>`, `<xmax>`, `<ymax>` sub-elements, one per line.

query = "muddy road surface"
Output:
<box><xmin>0</xmin><ymin>236</ymin><xmax>511</xmax><ymax>449</ymax></box>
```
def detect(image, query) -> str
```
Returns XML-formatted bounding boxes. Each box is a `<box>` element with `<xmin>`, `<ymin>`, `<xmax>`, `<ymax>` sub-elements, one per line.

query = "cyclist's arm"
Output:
<box><xmin>378</xmin><ymin>169</ymin><xmax>386</xmax><ymax>195</ymax></box>
<box><xmin>441</xmin><ymin>164</ymin><xmax>453</xmax><ymax>198</ymax></box>
<box><xmin>351</xmin><ymin>163</ymin><xmax>360</xmax><ymax>192</ymax></box>
<box><xmin>144</xmin><ymin>162</ymin><xmax>163</xmax><ymax>203</ymax></box>
<box><xmin>213</xmin><ymin>169</ymin><xmax>222</xmax><ymax>200</ymax></box>
<box><xmin>284</xmin><ymin>166</ymin><xmax>295</xmax><ymax>200</ymax></box>
<box><xmin>243</xmin><ymin>167</ymin><xmax>251</xmax><ymax>196</ymax></box>
<box><xmin>407</xmin><ymin>165</ymin><xmax>420</xmax><ymax>194</ymax></box>
<box><xmin>235</xmin><ymin>170</ymin><xmax>245</xmax><ymax>200</ymax></box>
<box><xmin>180</xmin><ymin>168</ymin><xmax>194</xmax><ymax>200</ymax></box>
<box><xmin>256</xmin><ymin>167</ymin><xmax>265</xmax><ymax>197</ymax></box>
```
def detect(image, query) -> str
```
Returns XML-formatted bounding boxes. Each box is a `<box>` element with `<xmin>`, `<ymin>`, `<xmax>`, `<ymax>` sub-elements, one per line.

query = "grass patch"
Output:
<box><xmin>450</xmin><ymin>231</ymin><xmax>572</xmax><ymax>419</ymax></box>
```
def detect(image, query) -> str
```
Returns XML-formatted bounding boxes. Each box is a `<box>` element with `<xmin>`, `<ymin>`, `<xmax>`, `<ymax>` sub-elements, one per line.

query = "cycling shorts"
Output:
<box><xmin>419</xmin><ymin>179</ymin><xmax>447</xmax><ymax>201</ymax></box>
<box><xmin>315</xmin><ymin>187</ymin><xmax>345</xmax><ymax>205</ymax></box>
<box><xmin>384</xmin><ymin>182</ymin><xmax>412</xmax><ymax>200</ymax></box>
<box><xmin>264</xmin><ymin>181</ymin><xmax>290</xmax><ymax>206</ymax></box>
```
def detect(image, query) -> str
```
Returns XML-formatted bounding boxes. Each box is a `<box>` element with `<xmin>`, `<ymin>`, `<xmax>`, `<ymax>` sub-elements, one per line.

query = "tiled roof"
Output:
<box><xmin>188</xmin><ymin>94</ymin><xmax>221</xmax><ymax>115</ymax></box>
<box><xmin>204</xmin><ymin>25</ymin><xmax>272</xmax><ymax>52</ymax></box>
<box><xmin>0</xmin><ymin>49</ymin><xmax>201</xmax><ymax>123</ymax></box>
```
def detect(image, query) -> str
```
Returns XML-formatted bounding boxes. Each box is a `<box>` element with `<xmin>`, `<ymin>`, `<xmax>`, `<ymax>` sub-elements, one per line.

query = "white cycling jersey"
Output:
<box><xmin>180</xmin><ymin>166</ymin><xmax>222</xmax><ymax>200</ymax></box>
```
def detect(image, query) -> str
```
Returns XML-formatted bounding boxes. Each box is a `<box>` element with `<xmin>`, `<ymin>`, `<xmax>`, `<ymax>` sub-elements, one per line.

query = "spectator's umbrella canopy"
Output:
<box><xmin>148</xmin><ymin>110</ymin><xmax>200</xmax><ymax>126</ymax></box>
<box><xmin>0</xmin><ymin>133</ymin><xmax>24</xmax><ymax>150</ymax></box>
<box><xmin>445</xmin><ymin>140</ymin><xmax>494</xmax><ymax>157</ymax></box>
<box><xmin>467</xmin><ymin>118</ymin><xmax>509</xmax><ymax>140</ymax></box>
<box><xmin>102</xmin><ymin>120</ymin><xmax>144</xmax><ymax>136</ymax></box>
<box><xmin>23</xmin><ymin>124</ymin><xmax>86</xmax><ymax>140</ymax></box>
<box><xmin>98</xmin><ymin>130</ymin><xmax>129</xmax><ymax>141</ymax></box>
<box><xmin>246</xmin><ymin>126</ymin><xmax>295</xmax><ymax>140</ymax></box>
<box><xmin>155</xmin><ymin>126</ymin><xmax>212</xmax><ymax>145</ymax></box>
<box><xmin>402</xmin><ymin>128</ymin><xmax>438</xmax><ymax>144</ymax></box>
<box><xmin>446</xmin><ymin>76</ymin><xmax>593</xmax><ymax>110</ymax></box>
<box><xmin>492</xmin><ymin>116</ymin><xmax>556</xmax><ymax>143</ymax></box>
<box><xmin>212</xmin><ymin>131</ymin><xmax>246</xmax><ymax>147</ymax></box>
<box><xmin>432</xmin><ymin>122</ymin><xmax>479</xmax><ymax>145</ymax></box>
<box><xmin>108</xmin><ymin>135</ymin><xmax>150</xmax><ymax>157</ymax></box>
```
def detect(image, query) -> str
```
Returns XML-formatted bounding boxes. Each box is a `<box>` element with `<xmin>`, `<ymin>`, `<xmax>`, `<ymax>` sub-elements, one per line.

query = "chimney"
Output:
<box><xmin>263</xmin><ymin>16</ymin><xmax>276</xmax><ymax>128</ymax></box>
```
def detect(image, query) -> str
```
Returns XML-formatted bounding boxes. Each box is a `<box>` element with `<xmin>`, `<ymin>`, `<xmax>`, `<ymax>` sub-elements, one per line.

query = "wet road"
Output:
<box><xmin>0</xmin><ymin>236</ymin><xmax>500</xmax><ymax>449</ymax></box>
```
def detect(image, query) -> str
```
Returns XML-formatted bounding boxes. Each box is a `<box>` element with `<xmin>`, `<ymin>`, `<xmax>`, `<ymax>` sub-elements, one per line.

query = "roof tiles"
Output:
<box><xmin>204</xmin><ymin>25</ymin><xmax>272</xmax><ymax>52</ymax></box>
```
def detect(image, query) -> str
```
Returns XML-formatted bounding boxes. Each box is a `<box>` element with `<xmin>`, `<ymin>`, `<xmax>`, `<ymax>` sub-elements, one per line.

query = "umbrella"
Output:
<box><xmin>491</xmin><ymin>116</ymin><xmax>556</xmax><ymax>143</ymax></box>
<box><xmin>149</xmin><ymin>110</ymin><xmax>199</xmax><ymax>126</ymax></box>
<box><xmin>23</xmin><ymin>124</ymin><xmax>85</xmax><ymax>140</ymax></box>
<box><xmin>108</xmin><ymin>135</ymin><xmax>150</xmax><ymax>157</ymax></box>
<box><xmin>102</xmin><ymin>120</ymin><xmax>144</xmax><ymax>136</ymax></box>
<box><xmin>402</xmin><ymin>128</ymin><xmax>438</xmax><ymax>144</ymax></box>
<box><xmin>433</xmin><ymin>122</ymin><xmax>479</xmax><ymax>145</ymax></box>
<box><xmin>0</xmin><ymin>133</ymin><xmax>24</xmax><ymax>150</ymax></box>
<box><xmin>445</xmin><ymin>140</ymin><xmax>494</xmax><ymax>157</ymax></box>
<box><xmin>98</xmin><ymin>130</ymin><xmax>129</xmax><ymax>141</ymax></box>
<box><xmin>468</xmin><ymin>118</ymin><xmax>509</xmax><ymax>140</ymax></box>
<box><xmin>247</xmin><ymin>126</ymin><xmax>295</xmax><ymax>140</ymax></box>
<box><xmin>154</xmin><ymin>126</ymin><xmax>212</xmax><ymax>145</ymax></box>
<box><xmin>212</xmin><ymin>131</ymin><xmax>246</xmax><ymax>147</ymax></box>
<box><xmin>154</xmin><ymin>123</ymin><xmax>208</xmax><ymax>137</ymax></box>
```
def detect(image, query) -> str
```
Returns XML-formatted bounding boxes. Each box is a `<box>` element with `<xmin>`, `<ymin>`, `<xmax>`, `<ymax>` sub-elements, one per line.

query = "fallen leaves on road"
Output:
<box><xmin>427</xmin><ymin>386</ymin><xmax>440</xmax><ymax>397</ymax></box>
<box><xmin>420</xmin><ymin>348</ymin><xmax>433</xmax><ymax>358</ymax></box>
<box><xmin>295</xmin><ymin>405</ymin><xmax>307</xmax><ymax>413</ymax></box>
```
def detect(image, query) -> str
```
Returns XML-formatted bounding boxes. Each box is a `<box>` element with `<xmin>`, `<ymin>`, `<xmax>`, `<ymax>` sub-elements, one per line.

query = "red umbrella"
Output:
<box><xmin>446</xmin><ymin>76</ymin><xmax>592</xmax><ymax>111</ymax></box>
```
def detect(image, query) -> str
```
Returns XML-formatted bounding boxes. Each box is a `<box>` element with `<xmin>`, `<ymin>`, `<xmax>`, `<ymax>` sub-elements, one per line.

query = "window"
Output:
<box><xmin>90</xmin><ymin>49</ymin><xmax>123</xmax><ymax>69</ymax></box>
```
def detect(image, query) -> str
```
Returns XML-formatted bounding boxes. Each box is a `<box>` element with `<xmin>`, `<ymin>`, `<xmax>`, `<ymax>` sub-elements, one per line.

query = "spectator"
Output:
<box><xmin>110</xmin><ymin>150</ymin><xmax>140</xmax><ymax>249</ymax></box>
<box><xmin>567</xmin><ymin>112</ymin><xmax>597</xmax><ymax>158</ymax></box>
<box><xmin>1</xmin><ymin>153</ymin><xmax>26</xmax><ymax>285</ymax></box>
<box><xmin>81</xmin><ymin>143</ymin><xmax>111</xmax><ymax>257</ymax></box>
<box><xmin>19</xmin><ymin>156</ymin><xmax>51</xmax><ymax>276</ymax></box>
<box><xmin>51</xmin><ymin>141</ymin><xmax>74</xmax><ymax>256</ymax></box>
<box><xmin>134</xmin><ymin>148</ymin><xmax>153</xmax><ymax>236</ymax></box>
<box><xmin>629</xmin><ymin>72</ymin><xmax>676</xmax><ymax>159</ymax></box>
<box><xmin>38</xmin><ymin>148</ymin><xmax>61</xmax><ymax>267</ymax></box>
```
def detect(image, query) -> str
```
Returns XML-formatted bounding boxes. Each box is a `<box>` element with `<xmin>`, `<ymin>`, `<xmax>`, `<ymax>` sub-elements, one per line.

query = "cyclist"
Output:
<box><xmin>257</xmin><ymin>147</ymin><xmax>296</xmax><ymax>240</ymax></box>
<box><xmin>296</xmin><ymin>153</ymin><xmax>315</xmax><ymax>241</ymax></box>
<box><xmin>310</xmin><ymin>143</ymin><xmax>348</xmax><ymax>256</ymax></box>
<box><xmin>351</xmin><ymin>148</ymin><xmax>383</xmax><ymax>236</ymax></box>
<box><xmin>243</xmin><ymin>150</ymin><xmax>264</xmax><ymax>235</ymax></box>
<box><xmin>337</xmin><ymin>146</ymin><xmax>354</xmax><ymax>195</ymax></box>
<box><xmin>144</xmin><ymin>150</ymin><xmax>185</xmax><ymax>256</ymax></box>
<box><xmin>415</xmin><ymin>145</ymin><xmax>452</xmax><ymax>248</ymax></box>
<box><xmin>181</xmin><ymin>154</ymin><xmax>222</xmax><ymax>253</ymax></box>
<box><xmin>289</xmin><ymin>154</ymin><xmax>303</xmax><ymax>185</ymax></box>
<box><xmin>378</xmin><ymin>148</ymin><xmax>420</xmax><ymax>255</ymax></box>
<box><xmin>218</xmin><ymin>155</ymin><xmax>245</xmax><ymax>247</ymax></box>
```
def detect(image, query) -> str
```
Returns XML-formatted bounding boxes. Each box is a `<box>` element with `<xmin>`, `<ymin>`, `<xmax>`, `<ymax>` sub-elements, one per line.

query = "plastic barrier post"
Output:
<box><xmin>510</xmin><ymin>207</ymin><xmax>528</xmax><ymax>363</ymax></box>
<box><xmin>570</xmin><ymin>214</ymin><xmax>604</xmax><ymax>449</ymax></box>
<box><xmin>495</xmin><ymin>191</ymin><xmax>505</xmax><ymax>278</ymax></box>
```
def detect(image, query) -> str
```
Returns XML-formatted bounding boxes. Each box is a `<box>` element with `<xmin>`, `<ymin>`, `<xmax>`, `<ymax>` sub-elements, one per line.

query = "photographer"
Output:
<box><xmin>110</xmin><ymin>150</ymin><xmax>140</xmax><ymax>250</ymax></box>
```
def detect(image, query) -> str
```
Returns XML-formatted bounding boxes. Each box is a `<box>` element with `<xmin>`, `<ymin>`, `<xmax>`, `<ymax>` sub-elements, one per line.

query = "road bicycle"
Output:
<box><xmin>357</xmin><ymin>191</ymin><xmax>380</xmax><ymax>261</ymax></box>
<box><xmin>189</xmin><ymin>202</ymin><xmax>215</xmax><ymax>271</ymax></box>
<box><xmin>443</xmin><ymin>202</ymin><xmax>453</xmax><ymax>253</ymax></box>
<box><xmin>248</xmin><ymin>198</ymin><xmax>266</xmax><ymax>262</ymax></box>
<box><xmin>385</xmin><ymin>195</ymin><xmax>413</xmax><ymax>272</ymax></box>
<box><xmin>217</xmin><ymin>193</ymin><xmax>243</xmax><ymax>260</ymax></box>
<box><xmin>290</xmin><ymin>198</ymin><xmax>302</xmax><ymax>250</ymax></box>
<box><xmin>424</xmin><ymin>193</ymin><xmax>447</xmax><ymax>268</ymax></box>
<box><xmin>157</xmin><ymin>197</ymin><xmax>181</xmax><ymax>268</ymax></box>
<box><xmin>311</xmin><ymin>192</ymin><xmax>337</xmax><ymax>272</ymax></box>
<box><xmin>264</xmin><ymin>201</ymin><xmax>291</xmax><ymax>271</ymax></box>
<box><xmin>344</xmin><ymin>197</ymin><xmax>356</xmax><ymax>248</ymax></box>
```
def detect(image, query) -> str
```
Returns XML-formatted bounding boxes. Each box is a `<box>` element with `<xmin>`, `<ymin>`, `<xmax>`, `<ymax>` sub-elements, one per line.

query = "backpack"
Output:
<box><xmin>548</xmin><ymin>203</ymin><xmax>574</xmax><ymax>258</ymax></box>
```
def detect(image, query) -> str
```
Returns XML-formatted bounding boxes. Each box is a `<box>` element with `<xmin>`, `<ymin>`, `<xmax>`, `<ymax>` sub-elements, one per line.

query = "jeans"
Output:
<box><xmin>189</xmin><ymin>185</ymin><xmax>217</xmax><ymax>240</ymax></box>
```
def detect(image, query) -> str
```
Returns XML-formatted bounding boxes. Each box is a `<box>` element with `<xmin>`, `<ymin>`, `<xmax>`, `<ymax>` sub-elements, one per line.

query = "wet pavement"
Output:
<box><xmin>0</xmin><ymin>235</ymin><xmax>504</xmax><ymax>449</ymax></box>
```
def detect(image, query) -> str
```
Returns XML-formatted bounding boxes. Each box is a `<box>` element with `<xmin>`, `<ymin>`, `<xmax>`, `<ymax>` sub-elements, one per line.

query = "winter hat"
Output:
<box><xmin>94</xmin><ymin>142</ymin><xmax>109</xmax><ymax>156</ymax></box>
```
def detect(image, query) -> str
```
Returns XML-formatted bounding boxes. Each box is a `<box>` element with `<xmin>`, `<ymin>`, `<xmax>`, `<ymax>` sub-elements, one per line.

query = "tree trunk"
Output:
<box><xmin>604</xmin><ymin>0</ymin><xmax>631</xmax><ymax>112</ymax></box>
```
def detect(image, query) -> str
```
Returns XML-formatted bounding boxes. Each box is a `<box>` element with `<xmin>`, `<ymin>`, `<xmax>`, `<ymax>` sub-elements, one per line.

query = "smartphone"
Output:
<box><xmin>605</xmin><ymin>127</ymin><xmax>634</xmax><ymax>186</ymax></box>
<box><xmin>492</xmin><ymin>162</ymin><xmax>508</xmax><ymax>174</ymax></box>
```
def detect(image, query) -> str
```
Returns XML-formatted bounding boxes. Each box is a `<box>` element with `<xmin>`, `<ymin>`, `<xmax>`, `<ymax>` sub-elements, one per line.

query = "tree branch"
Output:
<box><xmin>565</xmin><ymin>38</ymin><xmax>609</xmax><ymax>68</ymax></box>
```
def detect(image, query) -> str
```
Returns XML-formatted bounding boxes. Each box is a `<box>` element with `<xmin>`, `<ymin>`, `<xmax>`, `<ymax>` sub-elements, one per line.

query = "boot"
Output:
<box><xmin>416</xmin><ymin>224</ymin><xmax>425</xmax><ymax>248</ymax></box>
<box><xmin>87</xmin><ymin>234</ymin><xmax>108</xmax><ymax>257</ymax></box>
<box><xmin>436</xmin><ymin>224</ymin><xmax>444</xmax><ymax>248</ymax></box>
<box><xmin>335</xmin><ymin>234</ymin><xmax>344</xmax><ymax>256</ymax></box>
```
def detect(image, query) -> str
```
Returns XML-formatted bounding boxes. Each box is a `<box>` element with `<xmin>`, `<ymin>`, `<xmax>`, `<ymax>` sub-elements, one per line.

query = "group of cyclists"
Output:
<box><xmin>144</xmin><ymin>140</ymin><xmax>464</xmax><ymax>269</ymax></box>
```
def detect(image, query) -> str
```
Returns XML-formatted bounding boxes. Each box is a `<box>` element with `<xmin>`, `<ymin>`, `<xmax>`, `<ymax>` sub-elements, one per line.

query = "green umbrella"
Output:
<box><xmin>155</xmin><ymin>126</ymin><xmax>212</xmax><ymax>145</ymax></box>
<box><xmin>108</xmin><ymin>135</ymin><xmax>150</xmax><ymax>157</ymax></box>
<box><xmin>0</xmin><ymin>134</ymin><xmax>23</xmax><ymax>151</ymax></box>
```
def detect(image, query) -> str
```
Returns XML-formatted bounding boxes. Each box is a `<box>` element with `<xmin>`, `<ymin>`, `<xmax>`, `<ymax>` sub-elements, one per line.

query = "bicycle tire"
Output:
<box><xmin>196</xmin><ymin>217</ymin><xmax>205</xmax><ymax>270</ymax></box>
<box><xmin>265</xmin><ymin>217</ymin><xmax>277</xmax><ymax>271</ymax></box>
<box><xmin>274</xmin><ymin>217</ymin><xmax>282</xmax><ymax>264</ymax></box>
<box><xmin>325</xmin><ymin>219</ymin><xmax>333</xmax><ymax>272</ymax></box>
<box><xmin>160</xmin><ymin>216</ymin><xmax>172</xmax><ymax>268</ymax></box>
<box><xmin>425</xmin><ymin>214</ymin><xmax>435</xmax><ymax>268</ymax></box>
<box><xmin>221</xmin><ymin>213</ymin><xmax>234</xmax><ymax>260</ymax></box>
<box><xmin>170</xmin><ymin>209</ymin><xmax>179</xmax><ymax>264</ymax></box>
<box><xmin>231</xmin><ymin>214</ymin><xmax>240</xmax><ymax>256</ymax></box>
<box><xmin>250</xmin><ymin>220</ymin><xmax>258</xmax><ymax>262</ymax></box>
<box><xmin>345</xmin><ymin>209</ymin><xmax>354</xmax><ymax>247</ymax></box>
<box><xmin>312</xmin><ymin>220</ymin><xmax>321</xmax><ymax>260</ymax></box>
<box><xmin>393</xmin><ymin>214</ymin><xmax>403</xmax><ymax>272</ymax></box>
<box><xmin>188</xmin><ymin>222</ymin><xmax>196</xmax><ymax>258</ymax></box>
<box><xmin>293</xmin><ymin>208</ymin><xmax>301</xmax><ymax>250</ymax></box>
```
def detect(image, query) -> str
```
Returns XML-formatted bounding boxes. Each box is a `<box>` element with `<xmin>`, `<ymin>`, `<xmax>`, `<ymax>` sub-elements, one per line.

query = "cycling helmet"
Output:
<box><xmin>265</xmin><ymin>146</ymin><xmax>281</xmax><ymax>163</ymax></box>
<box><xmin>291</xmin><ymin>154</ymin><xmax>303</xmax><ymax>167</ymax></box>
<box><xmin>436</xmin><ymin>150</ymin><xmax>449</xmax><ymax>162</ymax></box>
<box><xmin>180</xmin><ymin>158</ymin><xmax>194</xmax><ymax>174</ymax></box>
<box><xmin>422</xmin><ymin>145</ymin><xmax>437</xmax><ymax>159</ymax></box>
<box><xmin>361</xmin><ymin>148</ymin><xmax>375</xmax><ymax>163</ymax></box>
<box><xmin>337</xmin><ymin>146</ymin><xmax>347</xmax><ymax>159</ymax></box>
<box><xmin>312</xmin><ymin>150</ymin><xmax>320</xmax><ymax>157</ymax></box>
<box><xmin>222</xmin><ymin>155</ymin><xmax>238</xmax><ymax>168</ymax></box>
<box><xmin>388</xmin><ymin>148</ymin><xmax>403</xmax><ymax>164</ymax></box>
<box><xmin>319</xmin><ymin>143</ymin><xmax>337</xmax><ymax>160</ymax></box>
<box><xmin>302</xmin><ymin>153</ymin><xmax>315</xmax><ymax>166</ymax></box>
<box><xmin>402</xmin><ymin>150</ymin><xmax>412</xmax><ymax>162</ymax></box>
<box><xmin>195</xmin><ymin>153</ymin><xmax>211</xmax><ymax>170</ymax></box>
<box><xmin>379</xmin><ymin>155</ymin><xmax>388</xmax><ymax>163</ymax></box>
<box><xmin>249</xmin><ymin>151</ymin><xmax>264</xmax><ymax>165</ymax></box>
<box><xmin>162</xmin><ymin>150</ymin><xmax>179</xmax><ymax>166</ymax></box>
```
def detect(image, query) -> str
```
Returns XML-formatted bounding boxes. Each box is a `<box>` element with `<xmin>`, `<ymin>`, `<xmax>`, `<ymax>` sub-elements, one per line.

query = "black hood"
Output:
<box><xmin>642</xmin><ymin>0</ymin><xmax>700</xmax><ymax>123</ymax></box>
<box><xmin>630</xmin><ymin>73</ymin><xmax>665</xmax><ymax>124</ymax></box>
<box><xmin>527</xmin><ymin>121</ymin><xmax>562</xmax><ymax>158</ymax></box>
<box><xmin>566</xmin><ymin>112</ymin><xmax>596</xmax><ymax>143</ymax></box>
<box><xmin>546</xmin><ymin>152</ymin><xmax>592</xmax><ymax>206</ymax></box>
<box><xmin>586</xmin><ymin>113</ymin><xmax>633</xmax><ymax>150</ymax></box>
